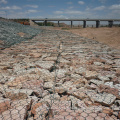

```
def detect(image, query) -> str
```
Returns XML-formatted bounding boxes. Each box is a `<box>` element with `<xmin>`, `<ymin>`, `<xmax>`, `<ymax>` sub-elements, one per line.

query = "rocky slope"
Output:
<box><xmin>0</xmin><ymin>24</ymin><xmax>120</xmax><ymax>120</ymax></box>
<box><xmin>0</xmin><ymin>19</ymin><xmax>41</xmax><ymax>49</ymax></box>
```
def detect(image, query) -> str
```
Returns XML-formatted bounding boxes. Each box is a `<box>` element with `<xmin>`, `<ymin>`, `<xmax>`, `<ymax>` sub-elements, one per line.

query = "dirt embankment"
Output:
<box><xmin>52</xmin><ymin>27</ymin><xmax>120</xmax><ymax>50</ymax></box>
<box><xmin>67</xmin><ymin>27</ymin><xmax>120</xmax><ymax>50</ymax></box>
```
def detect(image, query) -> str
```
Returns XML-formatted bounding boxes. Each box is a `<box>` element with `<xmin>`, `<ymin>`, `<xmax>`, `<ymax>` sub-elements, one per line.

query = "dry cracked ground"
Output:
<box><xmin>0</xmin><ymin>28</ymin><xmax>120</xmax><ymax>120</ymax></box>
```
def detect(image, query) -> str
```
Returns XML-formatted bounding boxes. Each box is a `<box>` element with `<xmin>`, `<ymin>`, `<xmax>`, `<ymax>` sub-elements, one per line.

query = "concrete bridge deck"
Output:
<box><xmin>31</xmin><ymin>18</ymin><xmax>120</xmax><ymax>28</ymax></box>
<box><xmin>31</xmin><ymin>18</ymin><xmax>120</xmax><ymax>21</ymax></box>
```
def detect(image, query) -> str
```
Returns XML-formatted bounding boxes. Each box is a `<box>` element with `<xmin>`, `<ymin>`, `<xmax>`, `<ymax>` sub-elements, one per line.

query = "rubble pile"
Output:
<box><xmin>0</xmin><ymin>22</ymin><xmax>120</xmax><ymax>120</ymax></box>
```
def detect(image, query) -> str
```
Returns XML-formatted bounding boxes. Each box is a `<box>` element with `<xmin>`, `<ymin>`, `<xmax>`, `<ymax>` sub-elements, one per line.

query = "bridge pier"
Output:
<box><xmin>96</xmin><ymin>20</ymin><xmax>100</xmax><ymax>28</ymax></box>
<box><xmin>44</xmin><ymin>20</ymin><xmax>47</xmax><ymax>26</ymax></box>
<box><xmin>83</xmin><ymin>20</ymin><xmax>86</xmax><ymax>28</ymax></box>
<box><xmin>108</xmin><ymin>21</ymin><xmax>113</xmax><ymax>27</ymax></box>
<box><xmin>71</xmin><ymin>21</ymin><xmax>73</xmax><ymax>28</ymax></box>
<box><xmin>58</xmin><ymin>21</ymin><xmax>60</xmax><ymax>27</ymax></box>
<box><xmin>29</xmin><ymin>20</ymin><xmax>39</xmax><ymax>26</ymax></box>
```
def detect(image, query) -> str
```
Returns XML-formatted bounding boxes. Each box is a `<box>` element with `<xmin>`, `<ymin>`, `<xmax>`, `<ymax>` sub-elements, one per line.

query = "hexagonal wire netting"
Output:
<box><xmin>0</xmin><ymin>19</ymin><xmax>120</xmax><ymax>120</ymax></box>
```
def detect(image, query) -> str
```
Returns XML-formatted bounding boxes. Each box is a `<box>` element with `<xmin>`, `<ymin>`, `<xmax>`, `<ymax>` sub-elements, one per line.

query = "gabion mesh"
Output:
<box><xmin>0</xmin><ymin>19</ymin><xmax>120</xmax><ymax>120</ymax></box>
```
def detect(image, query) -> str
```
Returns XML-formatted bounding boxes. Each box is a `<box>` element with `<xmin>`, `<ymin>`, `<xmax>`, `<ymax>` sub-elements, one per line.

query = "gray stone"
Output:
<box><xmin>106</xmin><ymin>59</ymin><xmax>113</xmax><ymax>65</ymax></box>
<box><xmin>56</xmin><ymin>69</ymin><xmax>67</xmax><ymax>78</ymax></box>
<box><xmin>62</xmin><ymin>81</ymin><xmax>73</xmax><ymax>87</ymax></box>
<box><xmin>75</xmin><ymin>67</ymin><xmax>86</xmax><ymax>75</ymax></box>
<box><xmin>35</xmin><ymin>61</ymin><xmax>54</xmax><ymax>69</ymax></box>
<box><xmin>115</xmin><ymin>100</ymin><xmax>120</xmax><ymax>106</ymax></box>
<box><xmin>0</xmin><ymin>74</ymin><xmax>9</xmax><ymax>84</ymax></box>
<box><xmin>0</xmin><ymin>85</ymin><xmax>8</xmax><ymax>93</ymax></box>
<box><xmin>106</xmin><ymin>74</ymin><xmax>116</xmax><ymax>79</ymax></box>
<box><xmin>114</xmin><ymin>84</ymin><xmax>120</xmax><ymax>91</ymax></box>
<box><xmin>86</xmin><ymin>90</ymin><xmax>117</xmax><ymax>106</ymax></box>
<box><xmin>86</xmin><ymin>90</ymin><xmax>97</xmax><ymax>100</ymax></box>
<box><xmin>33</xmin><ymin>89</ymin><xmax>49</xmax><ymax>98</ymax></box>
<box><xmin>28</xmin><ymin>96</ymin><xmax>39</xmax><ymax>101</ymax></box>
<box><xmin>13</xmin><ymin>63</ymin><xmax>25</xmax><ymax>73</ymax></box>
<box><xmin>86</xmin><ymin>83</ymin><xmax>98</xmax><ymax>90</ymax></box>
<box><xmin>0</xmin><ymin>74</ymin><xmax>3</xmax><ymax>79</ymax></box>
<box><xmin>69</xmin><ymin>96</ymin><xmax>86</xmax><ymax>110</ymax></box>
<box><xmin>55</xmin><ymin>81</ymin><xmax>63</xmax><ymax>87</ymax></box>
<box><xmin>43</xmin><ymin>56</ymin><xmax>57</xmax><ymax>61</ymax></box>
<box><xmin>89</xmin><ymin>92</ymin><xmax>116</xmax><ymax>106</ymax></box>
<box><xmin>85</xmin><ymin>70</ymin><xmax>98</xmax><ymax>79</ymax></box>
<box><xmin>113</xmin><ymin>107</ymin><xmax>120</xmax><ymax>111</ymax></box>
<box><xmin>38</xmin><ymin>69</ymin><xmax>55</xmax><ymax>82</ymax></box>
<box><xmin>49</xmin><ymin>86</ymin><xmax>66</xmax><ymax>94</ymax></box>
<box><xmin>60</xmin><ymin>58</ymin><xmax>70</xmax><ymax>63</ymax></box>
<box><xmin>94</xmin><ymin>62</ymin><xmax>103</xmax><ymax>66</ymax></box>
<box><xmin>90</xmin><ymin>79</ymin><xmax>104</xmax><ymax>86</ymax></box>
<box><xmin>104</xmin><ymin>82</ymin><xmax>114</xmax><ymax>88</ymax></box>
<box><xmin>41</xmin><ymin>53</ymin><xmax>51</xmax><ymax>59</ymax></box>
<box><xmin>42</xmin><ymin>90</ymin><xmax>49</xmax><ymax>98</ymax></box>
<box><xmin>98</xmin><ymin>75</ymin><xmax>110</xmax><ymax>82</ymax></box>
<box><xmin>43</xmin><ymin>82</ymin><xmax>54</xmax><ymax>89</ymax></box>
<box><xmin>3</xmin><ymin>89</ymin><xmax>33</xmax><ymax>100</ymax></box>
<box><xmin>113</xmin><ymin>112</ymin><xmax>119</xmax><ymax>116</ymax></box>
<box><xmin>18</xmin><ymin>89</ymin><xmax>33</xmax><ymax>96</ymax></box>
<box><xmin>72</xmin><ymin>89</ymin><xmax>88</xmax><ymax>100</ymax></box>
<box><xmin>61</xmin><ymin>81</ymin><xmax>77</xmax><ymax>94</ymax></box>
<box><xmin>71</xmin><ymin>74</ymin><xmax>82</xmax><ymax>80</ymax></box>
<box><xmin>40</xmin><ymin>93</ymin><xmax>60</xmax><ymax>103</ymax></box>
<box><xmin>28</xmin><ymin>117</ymin><xmax>34</xmax><ymax>120</ymax></box>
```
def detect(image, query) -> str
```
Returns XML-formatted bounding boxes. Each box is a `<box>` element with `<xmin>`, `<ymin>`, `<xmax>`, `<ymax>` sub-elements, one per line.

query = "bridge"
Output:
<box><xmin>30</xmin><ymin>18</ymin><xmax>120</xmax><ymax>28</ymax></box>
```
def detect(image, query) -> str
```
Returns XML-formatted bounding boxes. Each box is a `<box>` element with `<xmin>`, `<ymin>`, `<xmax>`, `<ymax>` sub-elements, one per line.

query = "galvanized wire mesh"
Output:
<box><xmin>0</xmin><ymin>19</ymin><xmax>120</xmax><ymax>120</ymax></box>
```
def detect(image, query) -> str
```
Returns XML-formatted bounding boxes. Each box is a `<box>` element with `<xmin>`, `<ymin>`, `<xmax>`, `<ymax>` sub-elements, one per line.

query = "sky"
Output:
<box><xmin>0</xmin><ymin>0</ymin><xmax>120</xmax><ymax>19</ymax></box>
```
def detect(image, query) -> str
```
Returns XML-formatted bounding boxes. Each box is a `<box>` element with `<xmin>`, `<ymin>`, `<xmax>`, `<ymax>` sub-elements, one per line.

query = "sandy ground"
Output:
<box><xmin>51</xmin><ymin>27</ymin><xmax>120</xmax><ymax>50</ymax></box>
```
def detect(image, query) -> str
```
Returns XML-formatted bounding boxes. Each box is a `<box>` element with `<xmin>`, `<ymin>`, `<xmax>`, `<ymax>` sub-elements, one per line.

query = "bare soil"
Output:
<box><xmin>51</xmin><ymin>27</ymin><xmax>120</xmax><ymax>50</ymax></box>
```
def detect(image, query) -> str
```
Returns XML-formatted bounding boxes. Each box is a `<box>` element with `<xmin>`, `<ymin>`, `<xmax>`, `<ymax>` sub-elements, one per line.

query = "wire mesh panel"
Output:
<box><xmin>0</xmin><ymin>19</ymin><xmax>120</xmax><ymax>120</ymax></box>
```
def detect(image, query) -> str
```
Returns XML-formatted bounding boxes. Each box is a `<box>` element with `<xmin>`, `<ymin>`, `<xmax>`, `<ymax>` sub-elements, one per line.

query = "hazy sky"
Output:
<box><xmin>0</xmin><ymin>0</ymin><xmax>120</xmax><ymax>19</ymax></box>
